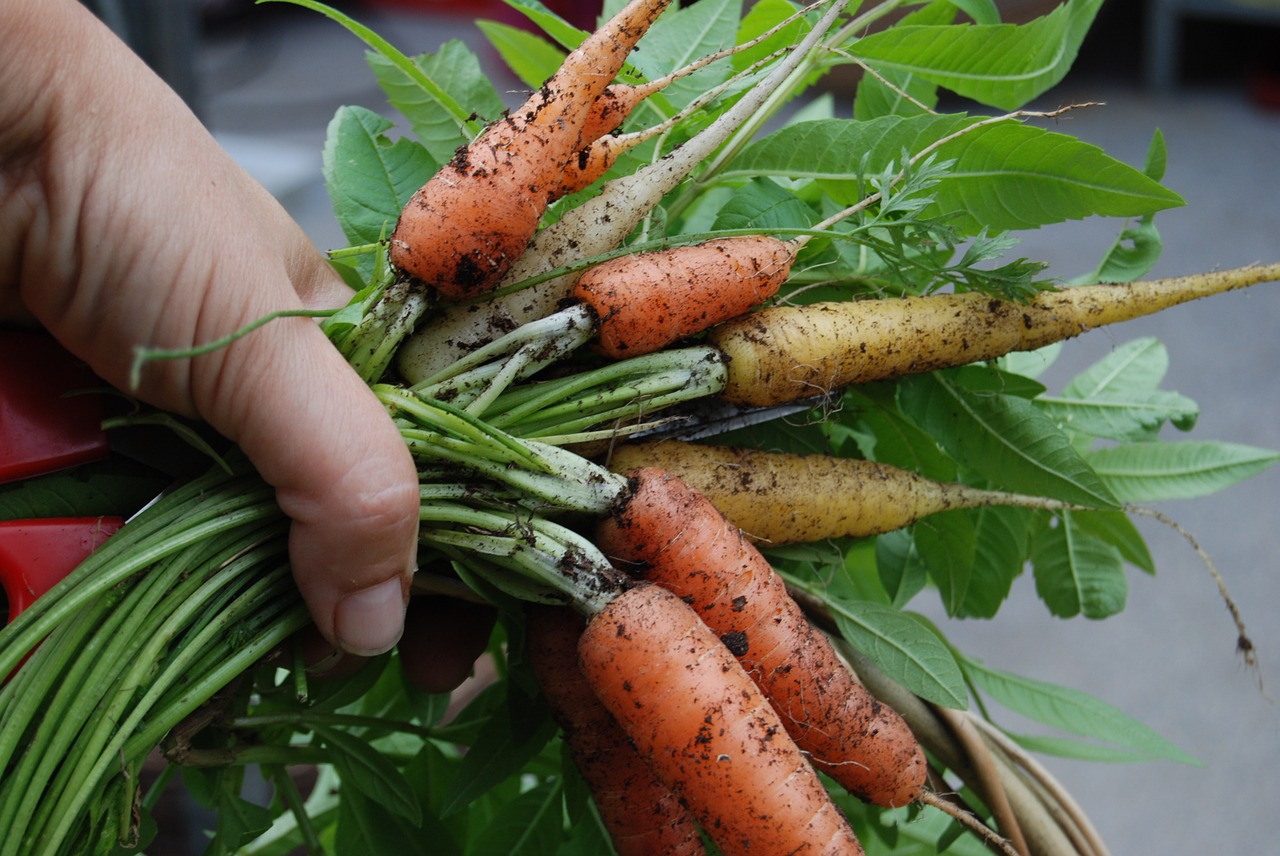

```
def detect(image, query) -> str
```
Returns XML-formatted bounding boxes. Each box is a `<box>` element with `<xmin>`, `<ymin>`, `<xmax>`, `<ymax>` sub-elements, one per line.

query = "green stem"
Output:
<box><xmin>266</xmin><ymin>765</ymin><xmax>326</xmax><ymax>856</ymax></box>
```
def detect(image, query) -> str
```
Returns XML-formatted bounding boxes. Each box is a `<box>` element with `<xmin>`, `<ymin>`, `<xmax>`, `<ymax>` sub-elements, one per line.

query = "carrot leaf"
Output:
<box><xmin>728</xmin><ymin>114</ymin><xmax>1186</xmax><ymax>233</ymax></box>
<box><xmin>321</xmin><ymin>106</ymin><xmax>437</xmax><ymax>247</ymax></box>
<box><xmin>958</xmin><ymin>652</ymin><xmax>1200</xmax><ymax>765</ymax></box>
<box><xmin>897</xmin><ymin>371</ymin><xmax>1122</xmax><ymax>509</ymax></box>
<box><xmin>846</xmin><ymin>0</ymin><xmax>1104</xmax><ymax>110</ymax></box>
<box><xmin>366</xmin><ymin>41</ymin><xmax>504</xmax><ymax>162</ymax></box>
<box><xmin>960</xmin><ymin>505</ymin><xmax>1034</xmax><ymax>618</ymax></box>
<box><xmin>1085</xmin><ymin>440</ymin><xmax>1280</xmax><ymax>502</ymax></box>
<box><xmin>1031</xmin><ymin>508</ymin><xmax>1128</xmax><ymax>619</ymax></box>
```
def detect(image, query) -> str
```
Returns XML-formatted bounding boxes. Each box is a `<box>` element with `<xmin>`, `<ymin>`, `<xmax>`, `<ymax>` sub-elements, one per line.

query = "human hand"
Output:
<box><xmin>0</xmin><ymin>0</ymin><xmax>482</xmax><ymax>675</ymax></box>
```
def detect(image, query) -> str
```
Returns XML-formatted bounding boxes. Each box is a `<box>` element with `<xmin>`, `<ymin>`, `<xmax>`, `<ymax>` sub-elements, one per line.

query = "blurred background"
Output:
<box><xmin>84</xmin><ymin>1</ymin><xmax>1280</xmax><ymax>853</ymax></box>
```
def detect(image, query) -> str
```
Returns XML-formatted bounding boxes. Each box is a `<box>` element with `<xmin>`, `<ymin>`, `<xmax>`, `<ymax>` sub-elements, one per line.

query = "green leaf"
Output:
<box><xmin>1071</xmin><ymin>509</ymin><xmax>1155</xmax><ymax>573</ymax></box>
<box><xmin>1031</xmin><ymin>510</ymin><xmax>1127</xmax><ymax>618</ymax></box>
<box><xmin>711</xmin><ymin>177</ymin><xmax>815</xmax><ymax>232</ymax></box>
<box><xmin>314</xmin><ymin>724</ymin><xmax>422</xmax><ymax>824</ymax></box>
<box><xmin>820</xmin><ymin>593</ymin><xmax>968</xmax><ymax>708</ymax></box>
<box><xmin>367</xmin><ymin>41</ymin><xmax>506</xmax><ymax>163</ymax></box>
<box><xmin>336</xmin><ymin>782</ymin><xmax>444</xmax><ymax>856</ymax></box>
<box><xmin>852</xmin><ymin>0</ymin><xmax>952</xmax><ymax>120</ymax></box>
<box><xmin>1064</xmin><ymin>336</ymin><xmax>1170</xmax><ymax>397</ymax></box>
<box><xmin>946</xmin><ymin>0</ymin><xmax>1000</xmax><ymax>25</ymax></box>
<box><xmin>322</xmin><ymin>106</ymin><xmax>437</xmax><ymax>247</ymax></box>
<box><xmin>847</xmin><ymin>0</ymin><xmax>1104</xmax><ymax>109</ymax></box>
<box><xmin>500</xmin><ymin>0</ymin><xmax>589</xmax><ymax>54</ymax></box>
<box><xmin>464</xmin><ymin>779</ymin><xmax>564</xmax><ymax>856</ymax></box>
<box><xmin>1072</xmin><ymin>130</ymin><xmax>1170</xmax><ymax>284</ymax></box>
<box><xmin>0</xmin><ymin>460</ymin><xmax>168</xmax><ymax>521</ymax></box>
<box><xmin>1038</xmin><ymin>390</ymin><xmax>1199</xmax><ymax>442</ymax></box>
<box><xmin>1087</xmin><ymin>441</ymin><xmax>1280</xmax><ymax>502</ymax></box>
<box><xmin>475</xmin><ymin>21</ymin><xmax>566</xmax><ymax>89</ymax></box>
<box><xmin>728</xmin><ymin>115</ymin><xmax>1185</xmax><ymax>233</ymax></box>
<box><xmin>913</xmin><ymin>510</ymin><xmax>976</xmax><ymax>616</ymax></box>
<box><xmin>960</xmin><ymin>654</ymin><xmax>1199</xmax><ymax>764</ymax></box>
<box><xmin>1005</xmin><ymin>731</ymin><xmax>1184</xmax><ymax>763</ymax></box>
<box><xmin>440</xmin><ymin>691</ymin><xmax>557</xmax><ymax>817</ymax></box>
<box><xmin>874</xmin><ymin>529</ymin><xmax>930</xmax><ymax>608</ymax></box>
<box><xmin>734</xmin><ymin>0</ymin><xmax>811</xmax><ymax>73</ymax></box>
<box><xmin>960</xmin><ymin>505</ymin><xmax>1032</xmax><ymax>618</ymax></box>
<box><xmin>632</xmin><ymin>0</ymin><xmax>741</xmax><ymax>108</ymax></box>
<box><xmin>897</xmin><ymin>372</ymin><xmax>1120</xmax><ymax>509</ymax></box>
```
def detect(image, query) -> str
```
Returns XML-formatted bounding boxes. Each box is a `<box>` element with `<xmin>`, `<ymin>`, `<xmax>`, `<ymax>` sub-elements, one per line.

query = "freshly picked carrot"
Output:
<box><xmin>388</xmin><ymin>0</ymin><xmax>674</xmax><ymax>299</ymax></box>
<box><xmin>604</xmin><ymin>439</ymin><xmax>1085</xmax><ymax>544</ymax></box>
<box><xmin>595</xmin><ymin>466</ymin><xmax>930</xmax><ymax>809</ymax></box>
<box><xmin>525</xmin><ymin>605</ymin><xmax>706</xmax><ymax>856</ymax></box>
<box><xmin>709</xmin><ymin>263</ymin><xmax>1280</xmax><ymax>406</ymax></box>
<box><xmin>577</xmin><ymin>583</ymin><xmax>865</xmax><ymax>856</ymax></box>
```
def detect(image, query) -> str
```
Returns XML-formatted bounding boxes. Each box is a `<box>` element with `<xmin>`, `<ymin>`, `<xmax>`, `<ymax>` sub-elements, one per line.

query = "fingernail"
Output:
<box><xmin>334</xmin><ymin>577</ymin><xmax>407</xmax><ymax>657</ymax></box>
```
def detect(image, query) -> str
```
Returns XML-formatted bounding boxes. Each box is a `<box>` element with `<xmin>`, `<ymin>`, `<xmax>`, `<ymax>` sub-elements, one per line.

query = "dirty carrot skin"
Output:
<box><xmin>394</xmin><ymin>0</ymin><xmax>849</xmax><ymax>383</ymax></box>
<box><xmin>595</xmin><ymin>468</ymin><xmax>928</xmax><ymax>808</ymax></box>
<box><xmin>525</xmin><ymin>605</ymin><xmax>706</xmax><ymax>856</ymax></box>
<box><xmin>577</xmin><ymin>583</ymin><xmax>865</xmax><ymax>856</ymax></box>
<box><xmin>709</xmin><ymin>263</ymin><xmax>1280</xmax><ymax>407</ymax></box>
<box><xmin>605</xmin><ymin>440</ymin><xmax>1082</xmax><ymax>544</ymax></box>
<box><xmin>388</xmin><ymin>0</ymin><xmax>673</xmax><ymax>299</ymax></box>
<box><xmin>573</xmin><ymin>236</ymin><xmax>797</xmax><ymax>357</ymax></box>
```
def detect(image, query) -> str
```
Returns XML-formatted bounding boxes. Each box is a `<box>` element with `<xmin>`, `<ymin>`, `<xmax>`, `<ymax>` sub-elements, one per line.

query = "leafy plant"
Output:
<box><xmin>1</xmin><ymin>1</ymin><xmax>1274</xmax><ymax>854</ymax></box>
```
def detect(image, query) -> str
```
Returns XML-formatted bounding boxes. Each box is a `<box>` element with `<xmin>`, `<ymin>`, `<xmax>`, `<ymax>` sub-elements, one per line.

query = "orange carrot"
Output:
<box><xmin>525</xmin><ymin>605</ymin><xmax>706</xmax><ymax>856</ymax></box>
<box><xmin>572</xmin><ymin>236</ymin><xmax>796</xmax><ymax>358</ymax></box>
<box><xmin>577</xmin><ymin>583</ymin><xmax>864</xmax><ymax>856</ymax></box>
<box><xmin>388</xmin><ymin>0</ymin><xmax>673</xmax><ymax>299</ymax></box>
<box><xmin>596</xmin><ymin>467</ymin><xmax>929</xmax><ymax>808</ymax></box>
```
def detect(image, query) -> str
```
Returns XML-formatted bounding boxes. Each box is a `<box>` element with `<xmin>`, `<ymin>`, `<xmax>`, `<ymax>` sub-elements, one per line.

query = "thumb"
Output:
<box><xmin>221</xmin><ymin>311</ymin><xmax>419</xmax><ymax>657</ymax></box>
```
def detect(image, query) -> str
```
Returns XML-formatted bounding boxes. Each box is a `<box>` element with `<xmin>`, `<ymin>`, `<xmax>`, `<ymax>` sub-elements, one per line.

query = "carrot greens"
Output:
<box><xmin>2</xmin><ymin>1</ymin><xmax>1278</xmax><ymax>853</ymax></box>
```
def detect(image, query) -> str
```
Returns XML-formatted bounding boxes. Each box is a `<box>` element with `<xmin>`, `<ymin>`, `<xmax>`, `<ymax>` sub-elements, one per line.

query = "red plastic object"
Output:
<box><xmin>0</xmin><ymin>331</ymin><xmax>110</xmax><ymax>484</ymax></box>
<box><xmin>0</xmin><ymin>517</ymin><xmax>123</xmax><ymax>623</ymax></box>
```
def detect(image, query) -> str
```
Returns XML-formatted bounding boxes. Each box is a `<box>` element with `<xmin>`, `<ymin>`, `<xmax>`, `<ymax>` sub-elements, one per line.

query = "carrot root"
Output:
<box><xmin>577</xmin><ymin>584</ymin><xmax>864</xmax><ymax>856</ymax></box>
<box><xmin>596</xmin><ymin>468</ymin><xmax>929</xmax><ymax>808</ymax></box>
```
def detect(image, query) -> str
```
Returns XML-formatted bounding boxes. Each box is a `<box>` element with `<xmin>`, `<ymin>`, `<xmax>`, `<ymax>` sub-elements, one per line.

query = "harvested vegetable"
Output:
<box><xmin>577</xmin><ymin>583</ymin><xmax>865</xmax><ymax>856</ymax></box>
<box><xmin>711</xmin><ymin>264</ymin><xmax>1280</xmax><ymax>406</ymax></box>
<box><xmin>388</xmin><ymin>0</ymin><xmax>673</xmax><ymax>298</ymax></box>
<box><xmin>573</xmin><ymin>236</ymin><xmax>796</xmax><ymax>358</ymax></box>
<box><xmin>604</xmin><ymin>439</ymin><xmax>1083</xmax><ymax>544</ymax></box>
<box><xmin>596</xmin><ymin>467</ymin><xmax>928</xmax><ymax>808</ymax></box>
<box><xmin>526</xmin><ymin>605</ymin><xmax>706</xmax><ymax>856</ymax></box>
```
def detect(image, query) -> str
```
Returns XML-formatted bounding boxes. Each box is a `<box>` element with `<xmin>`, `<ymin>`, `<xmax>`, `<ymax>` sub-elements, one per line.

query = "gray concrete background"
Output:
<box><xmin>194</xmin><ymin>3</ymin><xmax>1279</xmax><ymax>853</ymax></box>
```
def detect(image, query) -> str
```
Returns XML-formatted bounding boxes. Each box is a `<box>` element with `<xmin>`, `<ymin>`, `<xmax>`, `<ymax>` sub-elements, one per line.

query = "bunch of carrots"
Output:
<box><xmin>2</xmin><ymin>0</ymin><xmax>1277</xmax><ymax>853</ymax></box>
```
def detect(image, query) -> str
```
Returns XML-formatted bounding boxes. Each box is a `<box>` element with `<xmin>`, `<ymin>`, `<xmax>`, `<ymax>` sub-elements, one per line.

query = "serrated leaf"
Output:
<box><xmin>336</xmin><ymin>783</ymin><xmax>442</xmax><ymax>856</ymax></box>
<box><xmin>440</xmin><ymin>693</ymin><xmax>557</xmax><ymax>817</ymax></box>
<box><xmin>874</xmin><ymin>528</ymin><xmax>930</xmax><ymax>608</ymax></box>
<box><xmin>476</xmin><ymin>21</ymin><xmax>566</xmax><ymax>90</ymax></box>
<box><xmin>1087</xmin><ymin>441</ymin><xmax>1280</xmax><ymax>502</ymax></box>
<box><xmin>1070</xmin><ymin>509</ymin><xmax>1155</xmax><ymax>573</ymax></box>
<box><xmin>464</xmin><ymin>780</ymin><xmax>563</xmax><ymax>856</ymax></box>
<box><xmin>1064</xmin><ymin>336</ymin><xmax>1169</xmax><ymax>398</ymax></box>
<box><xmin>852</xmin><ymin>0</ymin><xmax>952</xmax><ymax>120</ymax></box>
<box><xmin>322</xmin><ymin>106</ymin><xmax>438</xmax><ymax>247</ymax></box>
<box><xmin>822</xmin><ymin>594</ymin><xmax>968</xmax><ymax>708</ymax></box>
<box><xmin>1072</xmin><ymin>130</ymin><xmax>1169</xmax><ymax>284</ymax></box>
<box><xmin>960</xmin><ymin>654</ymin><xmax>1199</xmax><ymax>764</ymax></box>
<box><xmin>367</xmin><ymin>41</ymin><xmax>505</xmax><ymax>164</ymax></box>
<box><xmin>711</xmin><ymin>177</ymin><xmax>815</xmax><ymax>232</ymax></box>
<box><xmin>728</xmin><ymin>115</ymin><xmax>1184</xmax><ymax>232</ymax></box>
<box><xmin>960</xmin><ymin>505</ymin><xmax>1032</xmax><ymax>618</ymax></box>
<box><xmin>1004</xmin><ymin>731</ymin><xmax>1181</xmax><ymax>763</ymax></box>
<box><xmin>913</xmin><ymin>510</ymin><xmax>976</xmax><ymax>616</ymax></box>
<box><xmin>1037</xmin><ymin>389</ymin><xmax>1199</xmax><ymax>442</ymax></box>
<box><xmin>847</xmin><ymin>0</ymin><xmax>1104</xmax><ymax>109</ymax></box>
<box><xmin>897</xmin><ymin>372</ymin><xmax>1120</xmax><ymax>509</ymax></box>
<box><xmin>631</xmin><ymin>0</ymin><xmax>740</xmax><ymax>108</ymax></box>
<box><xmin>1031</xmin><ymin>510</ymin><xmax>1127</xmax><ymax>618</ymax></box>
<box><xmin>314</xmin><ymin>724</ymin><xmax>422</xmax><ymax>824</ymax></box>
